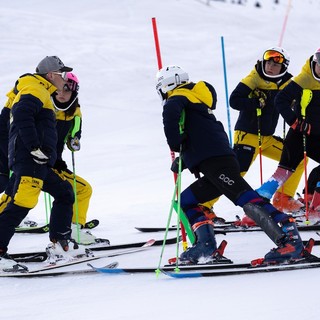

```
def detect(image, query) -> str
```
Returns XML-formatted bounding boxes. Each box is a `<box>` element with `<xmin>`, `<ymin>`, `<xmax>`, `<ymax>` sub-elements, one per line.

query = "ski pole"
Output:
<box><xmin>220</xmin><ymin>36</ymin><xmax>232</xmax><ymax>145</ymax></box>
<box><xmin>173</xmin><ymin>145</ymin><xmax>185</xmax><ymax>271</ymax></box>
<box><xmin>151</xmin><ymin>17</ymin><xmax>188</xmax><ymax>250</ymax></box>
<box><xmin>256</xmin><ymin>108</ymin><xmax>263</xmax><ymax>185</ymax></box>
<box><xmin>71</xmin><ymin>151</ymin><xmax>80</xmax><ymax>242</ymax></box>
<box><xmin>44</xmin><ymin>192</ymin><xmax>51</xmax><ymax>224</ymax></box>
<box><xmin>300</xmin><ymin>89</ymin><xmax>312</xmax><ymax>223</ymax></box>
<box><xmin>155</xmin><ymin>172</ymin><xmax>180</xmax><ymax>277</ymax></box>
<box><xmin>278</xmin><ymin>118</ymin><xmax>287</xmax><ymax>210</ymax></box>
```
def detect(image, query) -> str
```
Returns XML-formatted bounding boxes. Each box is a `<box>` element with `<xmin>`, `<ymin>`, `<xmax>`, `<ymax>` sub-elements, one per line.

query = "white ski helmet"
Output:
<box><xmin>261</xmin><ymin>46</ymin><xmax>290</xmax><ymax>78</ymax></box>
<box><xmin>311</xmin><ymin>48</ymin><xmax>320</xmax><ymax>81</ymax></box>
<box><xmin>156</xmin><ymin>65</ymin><xmax>189</xmax><ymax>100</ymax></box>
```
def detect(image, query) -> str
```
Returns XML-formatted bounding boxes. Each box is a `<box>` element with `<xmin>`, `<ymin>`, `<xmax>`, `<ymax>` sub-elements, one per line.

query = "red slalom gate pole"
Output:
<box><xmin>151</xmin><ymin>17</ymin><xmax>188</xmax><ymax>251</ymax></box>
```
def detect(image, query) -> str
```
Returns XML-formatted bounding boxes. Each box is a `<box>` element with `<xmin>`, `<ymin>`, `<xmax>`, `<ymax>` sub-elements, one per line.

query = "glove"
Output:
<box><xmin>30</xmin><ymin>148</ymin><xmax>50</xmax><ymax>165</ymax></box>
<box><xmin>253</xmin><ymin>89</ymin><xmax>267</xmax><ymax>109</ymax></box>
<box><xmin>291</xmin><ymin>119</ymin><xmax>311</xmax><ymax>135</ymax></box>
<box><xmin>170</xmin><ymin>156</ymin><xmax>186</xmax><ymax>173</ymax></box>
<box><xmin>67</xmin><ymin>136</ymin><xmax>80</xmax><ymax>152</ymax></box>
<box><xmin>53</xmin><ymin>159</ymin><xmax>68</xmax><ymax>173</ymax></box>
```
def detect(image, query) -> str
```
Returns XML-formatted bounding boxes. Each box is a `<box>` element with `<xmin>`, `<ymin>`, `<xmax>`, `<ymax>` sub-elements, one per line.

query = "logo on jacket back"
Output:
<box><xmin>219</xmin><ymin>173</ymin><xmax>234</xmax><ymax>185</ymax></box>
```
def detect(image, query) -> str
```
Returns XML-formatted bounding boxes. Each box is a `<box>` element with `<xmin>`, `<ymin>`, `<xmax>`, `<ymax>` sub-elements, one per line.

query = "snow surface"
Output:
<box><xmin>1</xmin><ymin>0</ymin><xmax>320</xmax><ymax>319</ymax></box>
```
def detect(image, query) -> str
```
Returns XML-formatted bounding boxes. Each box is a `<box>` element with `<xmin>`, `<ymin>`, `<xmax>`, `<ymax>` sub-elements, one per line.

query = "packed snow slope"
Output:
<box><xmin>0</xmin><ymin>1</ymin><xmax>320</xmax><ymax>320</ymax></box>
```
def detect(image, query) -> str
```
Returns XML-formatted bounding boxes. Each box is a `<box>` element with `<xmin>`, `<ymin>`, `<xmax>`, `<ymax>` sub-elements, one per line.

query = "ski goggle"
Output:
<box><xmin>313</xmin><ymin>51</ymin><xmax>320</xmax><ymax>65</ymax></box>
<box><xmin>52</xmin><ymin>71</ymin><xmax>68</xmax><ymax>81</ymax></box>
<box><xmin>63</xmin><ymin>80</ymin><xmax>79</xmax><ymax>92</ymax></box>
<box><xmin>263</xmin><ymin>50</ymin><xmax>285</xmax><ymax>64</ymax></box>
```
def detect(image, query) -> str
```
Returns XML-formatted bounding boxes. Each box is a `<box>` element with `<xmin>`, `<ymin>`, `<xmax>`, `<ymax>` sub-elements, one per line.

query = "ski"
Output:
<box><xmin>162</xmin><ymin>239</ymin><xmax>320</xmax><ymax>278</ymax></box>
<box><xmin>10</xmin><ymin>236</ymin><xmax>180</xmax><ymax>263</ymax></box>
<box><xmin>135</xmin><ymin>226</ymin><xmax>228</xmax><ymax>235</ymax></box>
<box><xmin>83</xmin><ymin>219</ymin><xmax>99</xmax><ymax>229</ymax></box>
<box><xmin>0</xmin><ymin>240</ymin><xmax>154</xmax><ymax>278</ymax></box>
<box><xmin>88</xmin><ymin>257</ymin><xmax>320</xmax><ymax>277</ymax></box>
<box><xmin>161</xmin><ymin>258</ymin><xmax>320</xmax><ymax>278</ymax></box>
<box><xmin>15</xmin><ymin>224</ymin><xmax>50</xmax><ymax>234</ymax></box>
<box><xmin>136</xmin><ymin>223</ymin><xmax>320</xmax><ymax>233</ymax></box>
<box><xmin>14</xmin><ymin>220</ymin><xmax>99</xmax><ymax>234</ymax></box>
<box><xmin>88</xmin><ymin>261</ymin><xmax>237</xmax><ymax>275</ymax></box>
<box><xmin>88</xmin><ymin>238</ymin><xmax>320</xmax><ymax>276</ymax></box>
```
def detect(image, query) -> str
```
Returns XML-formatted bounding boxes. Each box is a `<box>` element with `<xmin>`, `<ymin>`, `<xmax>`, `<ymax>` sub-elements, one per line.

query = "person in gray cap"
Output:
<box><xmin>36</xmin><ymin>55</ymin><xmax>73</xmax><ymax>75</ymax></box>
<box><xmin>0</xmin><ymin>56</ymin><xmax>84</xmax><ymax>271</ymax></box>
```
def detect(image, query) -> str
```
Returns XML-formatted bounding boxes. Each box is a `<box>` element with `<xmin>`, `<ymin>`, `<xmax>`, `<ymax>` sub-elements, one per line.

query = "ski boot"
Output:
<box><xmin>71</xmin><ymin>224</ymin><xmax>110</xmax><ymax>245</ymax></box>
<box><xmin>307</xmin><ymin>188</ymin><xmax>320</xmax><ymax>224</ymax></box>
<box><xmin>46</xmin><ymin>238</ymin><xmax>94</xmax><ymax>265</ymax></box>
<box><xmin>0</xmin><ymin>250</ymin><xmax>28</xmax><ymax>272</ymax></box>
<box><xmin>179</xmin><ymin>220</ymin><xmax>217</xmax><ymax>264</ymax></box>
<box><xmin>272</xmin><ymin>192</ymin><xmax>304</xmax><ymax>213</ymax></box>
<box><xmin>264</xmin><ymin>217</ymin><xmax>304</xmax><ymax>264</ymax></box>
<box><xmin>19</xmin><ymin>217</ymin><xmax>38</xmax><ymax>228</ymax></box>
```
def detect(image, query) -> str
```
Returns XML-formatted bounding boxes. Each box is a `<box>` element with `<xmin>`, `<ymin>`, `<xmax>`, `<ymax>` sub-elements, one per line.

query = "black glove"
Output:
<box><xmin>253</xmin><ymin>89</ymin><xmax>267</xmax><ymax>109</ymax></box>
<box><xmin>30</xmin><ymin>148</ymin><xmax>50</xmax><ymax>165</ymax></box>
<box><xmin>291</xmin><ymin>119</ymin><xmax>311</xmax><ymax>135</ymax></box>
<box><xmin>170</xmin><ymin>157</ymin><xmax>186</xmax><ymax>173</ymax></box>
<box><xmin>53</xmin><ymin>159</ymin><xmax>68</xmax><ymax>173</ymax></box>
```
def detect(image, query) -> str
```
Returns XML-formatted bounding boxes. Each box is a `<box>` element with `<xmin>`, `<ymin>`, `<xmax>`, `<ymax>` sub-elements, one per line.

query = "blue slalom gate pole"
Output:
<box><xmin>220</xmin><ymin>36</ymin><xmax>232</xmax><ymax>146</ymax></box>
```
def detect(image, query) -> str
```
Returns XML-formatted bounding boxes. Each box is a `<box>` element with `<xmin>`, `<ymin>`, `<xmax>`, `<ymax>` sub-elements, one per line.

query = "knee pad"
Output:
<box><xmin>233</xmin><ymin>144</ymin><xmax>255</xmax><ymax>172</ymax></box>
<box><xmin>13</xmin><ymin>176</ymin><xmax>42</xmax><ymax>208</ymax></box>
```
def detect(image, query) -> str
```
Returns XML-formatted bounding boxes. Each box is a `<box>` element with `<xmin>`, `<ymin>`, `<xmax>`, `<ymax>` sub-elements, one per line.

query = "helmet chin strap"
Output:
<box><xmin>261</xmin><ymin>61</ymin><xmax>287</xmax><ymax>80</ymax></box>
<box><xmin>51</xmin><ymin>92</ymin><xmax>78</xmax><ymax>111</ymax></box>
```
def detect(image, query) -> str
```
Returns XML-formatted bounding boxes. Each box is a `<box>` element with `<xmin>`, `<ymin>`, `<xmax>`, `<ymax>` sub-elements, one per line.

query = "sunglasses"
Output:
<box><xmin>51</xmin><ymin>71</ymin><xmax>68</xmax><ymax>81</ymax></box>
<box><xmin>263</xmin><ymin>50</ymin><xmax>285</xmax><ymax>64</ymax></box>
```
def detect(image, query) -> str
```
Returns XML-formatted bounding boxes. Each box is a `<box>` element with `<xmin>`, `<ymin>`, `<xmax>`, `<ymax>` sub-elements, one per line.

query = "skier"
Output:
<box><xmin>0</xmin><ymin>56</ymin><xmax>76</xmax><ymax>270</ymax></box>
<box><xmin>256</xmin><ymin>49</ymin><xmax>320</xmax><ymax>223</ymax></box>
<box><xmin>203</xmin><ymin>47</ymin><xmax>305</xmax><ymax>225</ymax></box>
<box><xmin>51</xmin><ymin>72</ymin><xmax>106</xmax><ymax>244</ymax></box>
<box><xmin>157</xmin><ymin>65</ymin><xmax>304</xmax><ymax>264</ymax></box>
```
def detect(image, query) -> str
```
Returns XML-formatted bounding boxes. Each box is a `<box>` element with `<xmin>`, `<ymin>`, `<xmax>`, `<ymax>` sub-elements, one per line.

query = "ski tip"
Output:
<box><xmin>87</xmin><ymin>261</ymin><xmax>119</xmax><ymax>273</ymax></box>
<box><xmin>145</xmin><ymin>239</ymin><xmax>156</xmax><ymax>247</ymax></box>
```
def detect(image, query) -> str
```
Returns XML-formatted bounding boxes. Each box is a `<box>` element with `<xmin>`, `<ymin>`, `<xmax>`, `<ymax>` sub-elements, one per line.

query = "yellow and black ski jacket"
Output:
<box><xmin>230</xmin><ymin>61</ymin><xmax>292</xmax><ymax>135</ymax></box>
<box><xmin>8</xmin><ymin>74</ymin><xmax>58</xmax><ymax>168</ymax></box>
<box><xmin>276</xmin><ymin>56</ymin><xmax>320</xmax><ymax>136</ymax></box>
<box><xmin>163</xmin><ymin>81</ymin><xmax>234</xmax><ymax>171</ymax></box>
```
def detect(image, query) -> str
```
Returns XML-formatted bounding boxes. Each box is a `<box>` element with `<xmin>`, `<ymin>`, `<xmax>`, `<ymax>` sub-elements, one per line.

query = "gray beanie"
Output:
<box><xmin>36</xmin><ymin>56</ymin><xmax>73</xmax><ymax>74</ymax></box>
